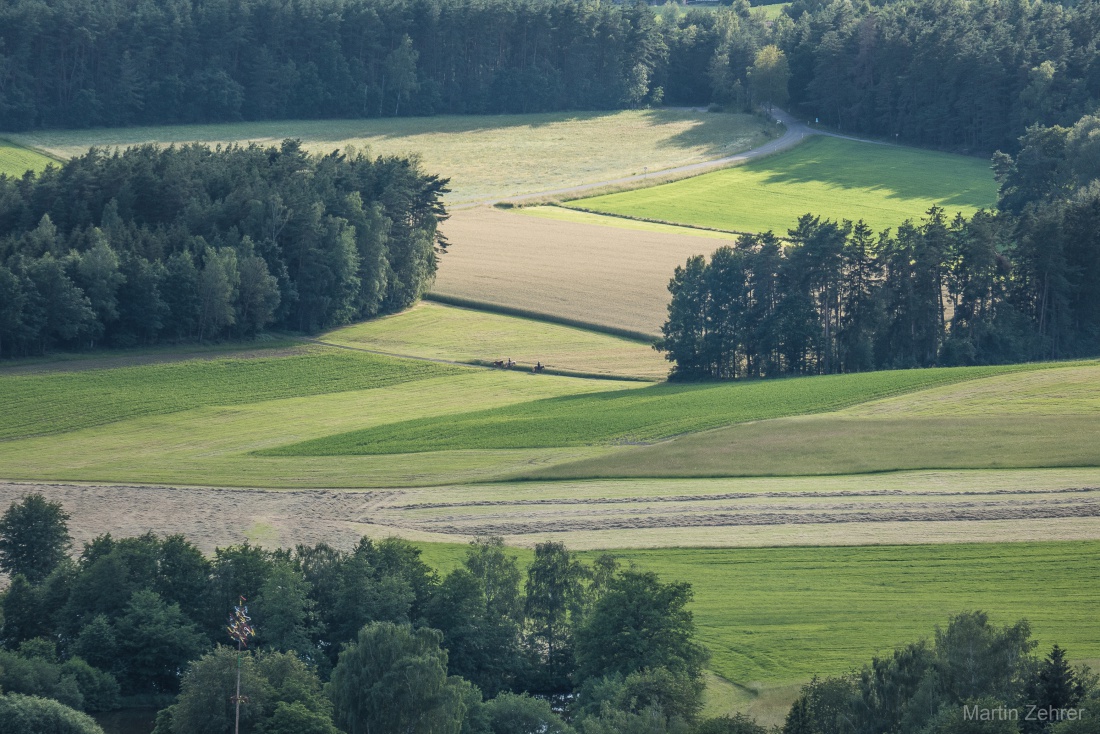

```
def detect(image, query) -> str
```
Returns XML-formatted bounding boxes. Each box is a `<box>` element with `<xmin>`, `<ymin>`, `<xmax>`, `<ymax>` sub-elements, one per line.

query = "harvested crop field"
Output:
<box><xmin>10</xmin><ymin>470</ymin><xmax>1100</xmax><ymax>553</ymax></box>
<box><xmin>8</xmin><ymin>110</ymin><xmax>771</xmax><ymax>203</ymax></box>
<box><xmin>432</xmin><ymin>207</ymin><xmax>736</xmax><ymax>336</ymax></box>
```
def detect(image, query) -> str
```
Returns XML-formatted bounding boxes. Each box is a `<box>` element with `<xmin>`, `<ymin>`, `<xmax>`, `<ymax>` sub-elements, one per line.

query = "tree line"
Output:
<box><xmin>0</xmin><ymin>494</ymin><xmax>722</xmax><ymax>734</ymax></box>
<box><xmin>4</xmin><ymin>0</ymin><xmax>1100</xmax><ymax>156</ymax></box>
<box><xmin>780</xmin><ymin>0</ymin><xmax>1100</xmax><ymax>153</ymax></box>
<box><xmin>657</xmin><ymin>112</ymin><xmax>1100</xmax><ymax>379</ymax></box>
<box><xmin>0</xmin><ymin>0</ymin><xmax>774</xmax><ymax>130</ymax></box>
<box><xmin>0</xmin><ymin>140</ymin><xmax>447</xmax><ymax>356</ymax></box>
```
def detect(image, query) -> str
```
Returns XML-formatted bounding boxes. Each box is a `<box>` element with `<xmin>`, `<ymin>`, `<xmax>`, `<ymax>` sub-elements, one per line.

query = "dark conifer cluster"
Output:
<box><xmin>0</xmin><ymin>141</ymin><xmax>447</xmax><ymax>356</ymax></box>
<box><xmin>659</xmin><ymin>113</ymin><xmax>1100</xmax><ymax>379</ymax></box>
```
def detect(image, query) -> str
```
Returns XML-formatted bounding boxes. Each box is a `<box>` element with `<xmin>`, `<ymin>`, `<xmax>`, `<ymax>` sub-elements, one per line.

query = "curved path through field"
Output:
<box><xmin>454</xmin><ymin>107</ymin><xmax>821</xmax><ymax>209</ymax></box>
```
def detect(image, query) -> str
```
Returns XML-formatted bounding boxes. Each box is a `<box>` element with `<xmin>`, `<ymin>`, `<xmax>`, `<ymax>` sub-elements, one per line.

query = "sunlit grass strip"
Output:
<box><xmin>568</xmin><ymin>136</ymin><xmax>999</xmax><ymax>234</ymax></box>
<box><xmin>266</xmin><ymin>362</ymin><xmax>1044</xmax><ymax>455</ymax></box>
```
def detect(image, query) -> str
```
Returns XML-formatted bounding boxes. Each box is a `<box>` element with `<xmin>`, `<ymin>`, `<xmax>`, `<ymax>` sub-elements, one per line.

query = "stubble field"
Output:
<box><xmin>431</xmin><ymin>207</ymin><xmax>735</xmax><ymax>337</ymax></box>
<box><xmin>5</xmin><ymin>110</ymin><xmax>771</xmax><ymax>203</ymax></box>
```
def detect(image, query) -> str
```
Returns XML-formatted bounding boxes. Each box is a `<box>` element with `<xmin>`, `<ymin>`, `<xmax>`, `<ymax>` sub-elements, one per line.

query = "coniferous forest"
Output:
<box><xmin>0</xmin><ymin>142</ymin><xmax>447</xmax><ymax>355</ymax></box>
<box><xmin>658</xmin><ymin>112</ymin><xmax>1100</xmax><ymax>378</ymax></box>
<box><xmin>0</xmin><ymin>0</ymin><xmax>1099</xmax><ymax>154</ymax></box>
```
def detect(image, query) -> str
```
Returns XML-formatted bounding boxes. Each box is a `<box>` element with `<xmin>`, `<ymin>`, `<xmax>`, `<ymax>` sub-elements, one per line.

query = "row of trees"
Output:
<box><xmin>0</xmin><ymin>0</ymin><xmax>779</xmax><ymax>130</ymax></box>
<box><xmin>0</xmin><ymin>140</ymin><xmax>447</xmax><ymax>355</ymax></box>
<box><xmin>782</xmin><ymin>612</ymin><xmax>1099</xmax><ymax>734</ymax></box>
<box><xmin>658</xmin><ymin>112</ymin><xmax>1100</xmax><ymax>378</ymax></box>
<box><xmin>780</xmin><ymin>0</ymin><xmax>1100</xmax><ymax>152</ymax></box>
<box><xmin>0</xmin><ymin>494</ymin><xmax>728</xmax><ymax>734</ymax></box>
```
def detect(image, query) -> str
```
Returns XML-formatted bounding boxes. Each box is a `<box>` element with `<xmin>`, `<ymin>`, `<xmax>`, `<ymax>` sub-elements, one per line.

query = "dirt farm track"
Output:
<box><xmin>7</xmin><ymin>475</ymin><xmax>1100</xmax><ymax>554</ymax></box>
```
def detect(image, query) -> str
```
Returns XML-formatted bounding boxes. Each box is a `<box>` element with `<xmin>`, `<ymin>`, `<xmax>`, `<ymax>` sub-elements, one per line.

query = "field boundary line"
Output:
<box><xmin>302</xmin><ymin>329</ymin><xmax>657</xmax><ymax>383</ymax></box>
<box><xmin>423</xmin><ymin>293</ymin><xmax>659</xmax><ymax>343</ymax></box>
<box><xmin>552</xmin><ymin>204</ymin><xmax>757</xmax><ymax>237</ymax></box>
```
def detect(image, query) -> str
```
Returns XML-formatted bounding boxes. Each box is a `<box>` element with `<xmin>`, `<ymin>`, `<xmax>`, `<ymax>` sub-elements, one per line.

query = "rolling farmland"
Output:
<box><xmin>5</xmin><ymin>336</ymin><xmax>1100</xmax><ymax>725</ymax></box>
<box><xmin>534</xmin><ymin>362</ymin><xmax>1100</xmax><ymax>480</ymax></box>
<box><xmin>568</xmin><ymin>135</ymin><xmax>999</xmax><ymax>234</ymax></box>
<box><xmin>3</xmin><ymin>103</ymin><xmax>1096</xmax><ymax>732</ymax></box>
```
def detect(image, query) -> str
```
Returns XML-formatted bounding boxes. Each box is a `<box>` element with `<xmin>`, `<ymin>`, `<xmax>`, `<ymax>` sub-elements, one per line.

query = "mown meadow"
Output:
<box><xmin>323</xmin><ymin>301</ymin><xmax>667</xmax><ymax>380</ymax></box>
<box><xmin>6</xmin><ymin>109</ymin><xmax>771</xmax><ymax>203</ymax></box>
<box><xmin>566</xmin><ymin>135</ymin><xmax>999</xmax><ymax>234</ymax></box>
<box><xmin>534</xmin><ymin>362</ymin><xmax>1100</xmax><ymax>479</ymax></box>
<box><xmin>414</xmin><ymin>538</ymin><xmax>1100</xmax><ymax>721</ymax></box>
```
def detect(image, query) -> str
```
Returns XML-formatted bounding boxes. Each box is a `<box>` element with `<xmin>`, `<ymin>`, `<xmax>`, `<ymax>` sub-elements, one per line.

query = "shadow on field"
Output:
<box><xmin>749</xmin><ymin>136</ymin><xmax>996</xmax><ymax>211</ymax></box>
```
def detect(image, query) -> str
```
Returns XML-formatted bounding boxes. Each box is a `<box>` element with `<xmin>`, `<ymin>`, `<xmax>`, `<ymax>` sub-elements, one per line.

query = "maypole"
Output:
<box><xmin>227</xmin><ymin>596</ymin><xmax>256</xmax><ymax>734</ymax></box>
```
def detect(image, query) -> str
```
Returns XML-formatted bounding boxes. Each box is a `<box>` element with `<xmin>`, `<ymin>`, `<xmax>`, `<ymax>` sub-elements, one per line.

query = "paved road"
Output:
<box><xmin>452</xmin><ymin>107</ymin><xmax>821</xmax><ymax>209</ymax></box>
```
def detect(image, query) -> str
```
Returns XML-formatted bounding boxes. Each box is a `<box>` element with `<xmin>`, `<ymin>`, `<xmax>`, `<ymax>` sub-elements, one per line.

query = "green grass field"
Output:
<box><xmin>534</xmin><ymin>362</ymin><xmax>1100</xmax><ymax>479</ymax></box>
<box><xmin>516</xmin><ymin>204</ymin><xmax>741</xmax><ymax>240</ymax></box>
<box><xmin>6</xmin><ymin>110</ymin><xmax>771</xmax><ymax>203</ymax></box>
<box><xmin>322</xmin><ymin>301</ymin><xmax>668</xmax><ymax>380</ymax></box>
<box><xmin>755</xmin><ymin>3</ymin><xmax>790</xmax><ymax>20</ymax></box>
<box><xmin>0</xmin><ymin>139</ymin><xmax>57</xmax><ymax>177</ymax></box>
<box><xmin>0</xmin><ymin>345</ymin><xmax>633</xmax><ymax>488</ymax></box>
<box><xmin>414</xmin><ymin>539</ymin><xmax>1100</xmax><ymax>721</ymax></box>
<box><xmin>566</xmin><ymin>135</ymin><xmax>999</xmax><ymax>234</ymax></box>
<box><xmin>267</xmin><ymin>363</ymin><xmax>1038</xmax><ymax>456</ymax></box>
<box><xmin>0</xmin><ymin>346</ymin><xmax>460</xmax><ymax>440</ymax></box>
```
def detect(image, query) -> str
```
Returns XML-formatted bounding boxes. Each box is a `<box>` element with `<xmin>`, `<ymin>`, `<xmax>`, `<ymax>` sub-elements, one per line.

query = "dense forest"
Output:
<box><xmin>0</xmin><ymin>495</ymin><xmax>716</xmax><ymax>734</ymax></box>
<box><xmin>658</xmin><ymin>111</ymin><xmax>1100</xmax><ymax>378</ymax></box>
<box><xmin>783</xmin><ymin>0</ymin><xmax>1100</xmax><ymax>153</ymax></box>
<box><xmin>0</xmin><ymin>142</ymin><xmax>447</xmax><ymax>356</ymax></box>
<box><xmin>0</xmin><ymin>0</ymin><xmax>750</xmax><ymax>129</ymax></box>
<box><xmin>3</xmin><ymin>0</ymin><xmax>1100</xmax><ymax>153</ymax></box>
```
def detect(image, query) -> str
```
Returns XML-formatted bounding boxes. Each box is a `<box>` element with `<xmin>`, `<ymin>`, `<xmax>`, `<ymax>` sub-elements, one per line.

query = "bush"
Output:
<box><xmin>0</xmin><ymin>693</ymin><xmax>104</xmax><ymax>734</ymax></box>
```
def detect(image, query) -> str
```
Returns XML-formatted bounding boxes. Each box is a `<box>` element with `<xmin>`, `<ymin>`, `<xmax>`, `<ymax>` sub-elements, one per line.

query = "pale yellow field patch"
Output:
<box><xmin>433</xmin><ymin>207</ymin><xmax>716</xmax><ymax>336</ymax></box>
<box><xmin>323</xmin><ymin>301</ymin><xmax>668</xmax><ymax>380</ymax></box>
<box><xmin>8</xmin><ymin>110</ymin><xmax>770</xmax><ymax>204</ymax></box>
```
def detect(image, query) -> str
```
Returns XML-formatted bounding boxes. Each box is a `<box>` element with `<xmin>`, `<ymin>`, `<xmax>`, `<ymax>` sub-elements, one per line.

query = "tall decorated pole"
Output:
<box><xmin>227</xmin><ymin>596</ymin><xmax>256</xmax><ymax>734</ymax></box>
